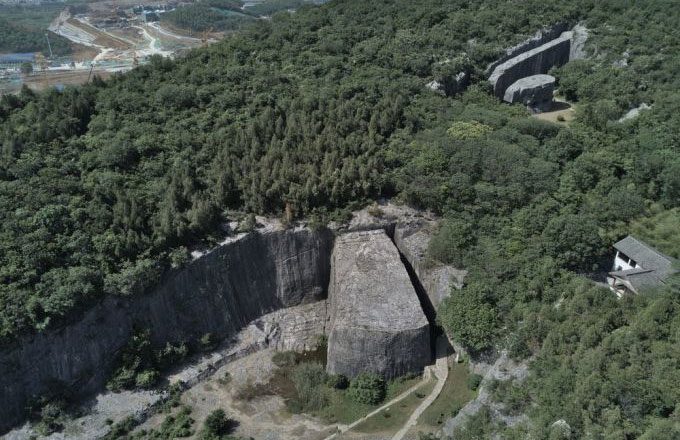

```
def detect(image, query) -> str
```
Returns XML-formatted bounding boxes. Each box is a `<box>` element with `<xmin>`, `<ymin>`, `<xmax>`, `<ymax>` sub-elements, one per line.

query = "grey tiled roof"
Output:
<box><xmin>613</xmin><ymin>236</ymin><xmax>675</xmax><ymax>275</ymax></box>
<box><xmin>610</xmin><ymin>235</ymin><xmax>677</xmax><ymax>293</ymax></box>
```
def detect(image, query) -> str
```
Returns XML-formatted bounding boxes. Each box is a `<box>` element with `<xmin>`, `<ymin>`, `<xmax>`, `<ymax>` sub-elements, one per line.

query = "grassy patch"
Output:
<box><xmin>250</xmin><ymin>347</ymin><xmax>424</xmax><ymax>427</ymax></box>
<box><xmin>316</xmin><ymin>374</ymin><xmax>422</xmax><ymax>425</ymax></box>
<box><xmin>353</xmin><ymin>378</ymin><xmax>435</xmax><ymax>434</ymax></box>
<box><xmin>417</xmin><ymin>362</ymin><xmax>475</xmax><ymax>429</ymax></box>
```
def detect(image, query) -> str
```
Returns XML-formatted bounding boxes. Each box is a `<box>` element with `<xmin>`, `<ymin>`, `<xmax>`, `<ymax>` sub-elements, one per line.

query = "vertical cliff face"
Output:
<box><xmin>393</xmin><ymin>221</ymin><xmax>467</xmax><ymax>309</ymax></box>
<box><xmin>489</xmin><ymin>32</ymin><xmax>572</xmax><ymax>98</ymax></box>
<box><xmin>0</xmin><ymin>228</ymin><xmax>334</xmax><ymax>433</ymax></box>
<box><xmin>326</xmin><ymin>230</ymin><xmax>431</xmax><ymax>380</ymax></box>
<box><xmin>485</xmin><ymin>23</ymin><xmax>571</xmax><ymax>74</ymax></box>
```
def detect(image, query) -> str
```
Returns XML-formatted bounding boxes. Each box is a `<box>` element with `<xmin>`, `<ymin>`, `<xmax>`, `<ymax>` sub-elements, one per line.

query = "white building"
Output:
<box><xmin>607</xmin><ymin>235</ymin><xmax>676</xmax><ymax>297</ymax></box>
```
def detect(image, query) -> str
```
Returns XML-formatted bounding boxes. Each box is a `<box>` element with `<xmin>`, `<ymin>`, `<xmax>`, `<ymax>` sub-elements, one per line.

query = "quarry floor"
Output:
<box><xmin>133</xmin><ymin>343</ymin><xmax>459</xmax><ymax>440</ymax></box>
<box><xmin>135</xmin><ymin>349</ymin><xmax>336</xmax><ymax>440</ymax></box>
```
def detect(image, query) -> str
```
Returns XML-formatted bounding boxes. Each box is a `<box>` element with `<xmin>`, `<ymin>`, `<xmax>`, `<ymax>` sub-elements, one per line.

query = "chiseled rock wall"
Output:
<box><xmin>489</xmin><ymin>32</ymin><xmax>572</xmax><ymax>98</ymax></box>
<box><xmin>503</xmin><ymin>74</ymin><xmax>555</xmax><ymax>113</ymax></box>
<box><xmin>486</xmin><ymin>23</ymin><xmax>570</xmax><ymax>74</ymax></box>
<box><xmin>393</xmin><ymin>220</ymin><xmax>467</xmax><ymax>309</ymax></box>
<box><xmin>326</xmin><ymin>230</ymin><xmax>431</xmax><ymax>379</ymax></box>
<box><xmin>0</xmin><ymin>228</ymin><xmax>334</xmax><ymax>434</ymax></box>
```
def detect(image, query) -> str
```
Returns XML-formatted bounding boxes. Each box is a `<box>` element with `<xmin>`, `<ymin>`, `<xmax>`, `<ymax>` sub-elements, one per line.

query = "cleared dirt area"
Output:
<box><xmin>21</xmin><ymin>69</ymin><xmax>112</xmax><ymax>91</ymax></box>
<box><xmin>534</xmin><ymin>100</ymin><xmax>576</xmax><ymax>124</ymax></box>
<box><xmin>65</xmin><ymin>18</ymin><xmax>132</xmax><ymax>49</ymax></box>
<box><xmin>134</xmin><ymin>349</ymin><xmax>336</xmax><ymax>440</ymax></box>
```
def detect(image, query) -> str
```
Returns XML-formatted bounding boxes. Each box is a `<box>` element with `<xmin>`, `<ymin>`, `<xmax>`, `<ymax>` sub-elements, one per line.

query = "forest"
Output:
<box><xmin>245</xmin><ymin>0</ymin><xmax>308</xmax><ymax>17</ymax></box>
<box><xmin>1</xmin><ymin>0</ymin><xmax>679</xmax><ymax>437</ymax></box>
<box><xmin>0</xmin><ymin>16</ymin><xmax>71</xmax><ymax>55</ymax></box>
<box><xmin>161</xmin><ymin>0</ymin><xmax>255</xmax><ymax>32</ymax></box>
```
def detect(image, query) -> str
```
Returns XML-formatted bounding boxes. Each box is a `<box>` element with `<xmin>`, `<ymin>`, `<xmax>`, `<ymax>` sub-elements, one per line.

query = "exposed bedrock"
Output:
<box><xmin>393</xmin><ymin>221</ymin><xmax>467</xmax><ymax>309</ymax></box>
<box><xmin>486</xmin><ymin>23</ymin><xmax>570</xmax><ymax>74</ymax></box>
<box><xmin>0</xmin><ymin>228</ymin><xmax>334</xmax><ymax>434</ymax></box>
<box><xmin>326</xmin><ymin>230</ymin><xmax>431</xmax><ymax>380</ymax></box>
<box><xmin>503</xmin><ymin>74</ymin><xmax>555</xmax><ymax>113</ymax></box>
<box><xmin>489</xmin><ymin>31</ymin><xmax>572</xmax><ymax>98</ymax></box>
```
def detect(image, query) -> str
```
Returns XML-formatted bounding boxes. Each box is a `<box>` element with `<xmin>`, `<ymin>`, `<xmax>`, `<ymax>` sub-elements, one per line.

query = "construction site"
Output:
<box><xmin>0</xmin><ymin>0</ymin><xmax>217</xmax><ymax>93</ymax></box>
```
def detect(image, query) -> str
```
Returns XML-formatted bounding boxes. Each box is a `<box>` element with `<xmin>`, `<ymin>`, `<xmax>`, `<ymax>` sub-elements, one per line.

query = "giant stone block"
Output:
<box><xmin>489</xmin><ymin>32</ymin><xmax>571</xmax><ymax>98</ymax></box>
<box><xmin>503</xmin><ymin>74</ymin><xmax>555</xmax><ymax>112</ymax></box>
<box><xmin>326</xmin><ymin>230</ymin><xmax>431</xmax><ymax>379</ymax></box>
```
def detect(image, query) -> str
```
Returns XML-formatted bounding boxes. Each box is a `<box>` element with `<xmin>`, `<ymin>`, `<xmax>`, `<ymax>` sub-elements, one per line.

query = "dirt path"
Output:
<box><xmin>148</xmin><ymin>22</ymin><xmax>203</xmax><ymax>43</ymax></box>
<box><xmin>133</xmin><ymin>25</ymin><xmax>173</xmax><ymax>57</ymax></box>
<box><xmin>391</xmin><ymin>337</ymin><xmax>449</xmax><ymax>440</ymax></box>
<box><xmin>321</xmin><ymin>381</ymin><xmax>426</xmax><ymax>440</ymax></box>
<box><xmin>323</xmin><ymin>336</ymin><xmax>451</xmax><ymax>440</ymax></box>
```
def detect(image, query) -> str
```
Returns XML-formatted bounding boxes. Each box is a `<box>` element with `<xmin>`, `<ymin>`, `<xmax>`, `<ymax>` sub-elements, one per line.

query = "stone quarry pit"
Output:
<box><xmin>1</xmin><ymin>205</ymin><xmax>458</xmax><ymax>437</ymax></box>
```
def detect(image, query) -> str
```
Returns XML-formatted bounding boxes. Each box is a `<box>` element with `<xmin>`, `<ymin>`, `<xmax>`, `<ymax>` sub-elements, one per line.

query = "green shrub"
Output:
<box><xmin>107</xmin><ymin>330</ymin><xmax>159</xmax><ymax>391</ymax></box>
<box><xmin>199</xmin><ymin>333</ymin><xmax>218</xmax><ymax>351</ymax></box>
<box><xmin>156</xmin><ymin>341</ymin><xmax>189</xmax><ymax>369</ymax></box>
<box><xmin>291</xmin><ymin>362</ymin><xmax>329</xmax><ymax>411</ymax></box>
<box><xmin>102</xmin><ymin>415</ymin><xmax>136</xmax><ymax>440</ymax></box>
<box><xmin>155</xmin><ymin>406</ymin><xmax>195</xmax><ymax>438</ymax></box>
<box><xmin>218</xmin><ymin>371</ymin><xmax>232</xmax><ymax>387</ymax></box>
<box><xmin>315</xmin><ymin>334</ymin><xmax>328</xmax><ymax>350</ymax></box>
<box><xmin>466</xmin><ymin>373</ymin><xmax>483</xmax><ymax>391</ymax></box>
<box><xmin>348</xmin><ymin>372</ymin><xmax>386</xmax><ymax>405</ymax></box>
<box><xmin>272</xmin><ymin>351</ymin><xmax>298</xmax><ymax>368</ymax></box>
<box><xmin>326</xmin><ymin>373</ymin><xmax>349</xmax><ymax>390</ymax></box>
<box><xmin>135</xmin><ymin>369</ymin><xmax>160</xmax><ymax>389</ymax></box>
<box><xmin>237</xmin><ymin>213</ymin><xmax>257</xmax><ymax>233</ymax></box>
<box><xmin>35</xmin><ymin>401</ymin><xmax>67</xmax><ymax>435</ymax></box>
<box><xmin>198</xmin><ymin>409</ymin><xmax>236</xmax><ymax>439</ymax></box>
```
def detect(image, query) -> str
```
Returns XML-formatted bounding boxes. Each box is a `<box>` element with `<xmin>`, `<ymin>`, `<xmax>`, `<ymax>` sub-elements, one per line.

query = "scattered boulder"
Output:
<box><xmin>425</xmin><ymin>79</ymin><xmax>446</xmax><ymax>95</ymax></box>
<box><xmin>426</xmin><ymin>71</ymin><xmax>469</xmax><ymax>96</ymax></box>
<box><xmin>326</xmin><ymin>230</ymin><xmax>431</xmax><ymax>379</ymax></box>
<box><xmin>503</xmin><ymin>74</ymin><xmax>556</xmax><ymax>113</ymax></box>
<box><xmin>618</xmin><ymin>103</ymin><xmax>652</xmax><ymax>122</ymax></box>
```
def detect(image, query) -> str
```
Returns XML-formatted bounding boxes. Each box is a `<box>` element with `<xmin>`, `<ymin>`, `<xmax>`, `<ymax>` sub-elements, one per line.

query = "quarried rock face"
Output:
<box><xmin>0</xmin><ymin>228</ymin><xmax>334</xmax><ymax>434</ymax></box>
<box><xmin>503</xmin><ymin>74</ymin><xmax>555</xmax><ymax>112</ymax></box>
<box><xmin>489</xmin><ymin>32</ymin><xmax>571</xmax><ymax>98</ymax></box>
<box><xmin>393</xmin><ymin>220</ymin><xmax>467</xmax><ymax>309</ymax></box>
<box><xmin>326</xmin><ymin>230</ymin><xmax>431</xmax><ymax>379</ymax></box>
<box><xmin>486</xmin><ymin>23</ymin><xmax>570</xmax><ymax>74</ymax></box>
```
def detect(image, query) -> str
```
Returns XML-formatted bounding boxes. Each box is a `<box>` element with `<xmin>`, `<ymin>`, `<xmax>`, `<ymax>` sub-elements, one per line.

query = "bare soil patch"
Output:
<box><xmin>534</xmin><ymin>100</ymin><xmax>576</xmax><ymax>124</ymax></box>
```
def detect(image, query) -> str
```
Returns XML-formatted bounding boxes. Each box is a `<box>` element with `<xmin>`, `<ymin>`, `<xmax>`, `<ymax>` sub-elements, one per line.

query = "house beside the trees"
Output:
<box><xmin>607</xmin><ymin>235</ymin><xmax>676</xmax><ymax>297</ymax></box>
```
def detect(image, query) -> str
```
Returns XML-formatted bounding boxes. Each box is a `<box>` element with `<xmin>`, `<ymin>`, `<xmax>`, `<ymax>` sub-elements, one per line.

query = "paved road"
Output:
<box><xmin>391</xmin><ymin>337</ymin><xmax>449</xmax><ymax>440</ymax></box>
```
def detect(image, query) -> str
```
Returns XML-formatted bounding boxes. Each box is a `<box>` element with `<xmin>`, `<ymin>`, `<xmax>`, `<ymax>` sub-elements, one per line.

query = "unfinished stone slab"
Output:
<box><xmin>326</xmin><ymin>230</ymin><xmax>431</xmax><ymax>379</ymax></box>
<box><xmin>503</xmin><ymin>74</ymin><xmax>555</xmax><ymax>112</ymax></box>
<box><xmin>489</xmin><ymin>32</ymin><xmax>571</xmax><ymax>98</ymax></box>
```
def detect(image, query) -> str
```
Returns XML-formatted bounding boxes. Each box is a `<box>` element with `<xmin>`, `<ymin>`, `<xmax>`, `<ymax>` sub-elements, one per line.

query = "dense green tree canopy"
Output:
<box><xmin>0</xmin><ymin>16</ymin><xmax>71</xmax><ymax>55</ymax></box>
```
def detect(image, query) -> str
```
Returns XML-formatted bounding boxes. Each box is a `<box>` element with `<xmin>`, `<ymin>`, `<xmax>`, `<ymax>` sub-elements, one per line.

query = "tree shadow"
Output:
<box><xmin>548</xmin><ymin>101</ymin><xmax>572</xmax><ymax>111</ymax></box>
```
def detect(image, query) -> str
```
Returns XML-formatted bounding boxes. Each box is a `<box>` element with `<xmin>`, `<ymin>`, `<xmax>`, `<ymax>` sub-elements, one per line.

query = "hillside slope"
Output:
<box><xmin>1</xmin><ymin>0</ymin><xmax>679</xmax><ymax>437</ymax></box>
